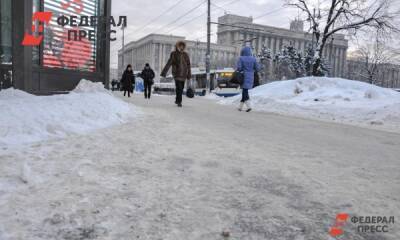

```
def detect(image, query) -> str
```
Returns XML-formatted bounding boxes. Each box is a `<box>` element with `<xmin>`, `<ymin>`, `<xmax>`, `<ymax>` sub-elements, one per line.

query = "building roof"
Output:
<box><xmin>119</xmin><ymin>33</ymin><xmax>236</xmax><ymax>54</ymax></box>
<box><xmin>217</xmin><ymin>14</ymin><xmax>348</xmax><ymax>47</ymax></box>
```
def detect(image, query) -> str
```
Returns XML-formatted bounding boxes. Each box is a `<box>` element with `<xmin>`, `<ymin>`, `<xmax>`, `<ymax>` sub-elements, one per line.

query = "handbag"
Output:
<box><xmin>253</xmin><ymin>71</ymin><xmax>260</xmax><ymax>87</ymax></box>
<box><xmin>186</xmin><ymin>79</ymin><xmax>195</xmax><ymax>98</ymax></box>
<box><xmin>230</xmin><ymin>71</ymin><xmax>244</xmax><ymax>85</ymax></box>
<box><xmin>186</xmin><ymin>88</ymin><xmax>195</xmax><ymax>98</ymax></box>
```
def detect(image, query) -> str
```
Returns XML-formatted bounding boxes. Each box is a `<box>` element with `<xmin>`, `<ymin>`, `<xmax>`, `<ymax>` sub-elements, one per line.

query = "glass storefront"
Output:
<box><xmin>42</xmin><ymin>0</ymin><xmax>99</xmax><ymax>72</ymax></box>
<box><xmin>0</xmin><ymin>0</ymin><xmax>12</xmax><ymax>65</ymax></box>
<box><xmin>0</xmin><ymin>0</ymin><xmax>109</xmax><ymax>93</ymax></box>
<box><xmin>0</xmin><ymin>0</ymin><xmax>13</xmax><ymax>89</ymax></box>
<box><xmin>32</xmin><ymin>0</ymin><xmax>41</xmax><ymax>65</ymax></box>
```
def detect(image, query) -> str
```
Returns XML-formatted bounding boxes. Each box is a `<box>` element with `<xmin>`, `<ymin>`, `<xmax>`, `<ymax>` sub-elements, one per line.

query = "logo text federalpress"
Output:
<box><xmin>329</xmin><ymin>213</ymin><xmax>395</xmax><ymax>238</ymax></box>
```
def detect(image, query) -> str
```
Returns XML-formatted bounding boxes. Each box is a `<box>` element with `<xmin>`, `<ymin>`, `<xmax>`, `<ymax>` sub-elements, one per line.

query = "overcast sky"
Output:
<box><xmin>110</xmin><ymin>0</ymin><xmax>299</xmax><ymax>68</ymax></box>
<box><xmin>109</xmin><ymin>0</ymin><xmax>399</xmax><ymax>68</ymax></box>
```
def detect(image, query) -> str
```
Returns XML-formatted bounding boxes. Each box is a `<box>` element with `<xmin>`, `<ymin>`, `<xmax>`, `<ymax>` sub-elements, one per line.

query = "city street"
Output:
<box><xmin>1</xmin><ymin>94</ymin><xmax>399</xmax><ymax>240</ymax></box>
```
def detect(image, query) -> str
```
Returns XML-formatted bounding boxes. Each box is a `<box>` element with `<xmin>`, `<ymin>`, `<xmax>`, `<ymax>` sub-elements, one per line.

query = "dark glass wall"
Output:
<box><xmin>42</xmin><ymin>0</ymin><xmax>99</xmax><ymax>72</ymax></box>
<box><xmin>8</xmin><ymin>0</ymin><xmax>111</xmax><ymax>94</ymax></box>
<box><xmin>0</xmin><ymin>0</ymin><xmax>13</xmax><ymax>90</ymax></box>
<box><xmin>0</xmin><ymin>0</ymin><xmax>12</xmax><ymax>65</ymax></box>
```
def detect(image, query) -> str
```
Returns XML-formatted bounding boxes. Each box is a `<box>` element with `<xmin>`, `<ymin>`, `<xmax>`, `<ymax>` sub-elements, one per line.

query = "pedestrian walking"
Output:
<box><xmin>160</xmin><ymin>41</ymin><xmax>191</xmax><ymax>107</ymax></box>
<box><xmin>121</xmin><ymin>64</ymin><xmax>135</xmax><ymax>98</ymax></box>
<box><xmin>111</xmin><ymin>79</ymin><xmax>117</xmax><ymax>91</ymax></box>
<box><xmin>236</xmin><ymin>46</ymin><xmax>260</xmax><ymax>112</ymax></box>
<box><xmin>141</xmin><ymin>63</ymin><xmax>155</xmax><ymax>99</ymax></box>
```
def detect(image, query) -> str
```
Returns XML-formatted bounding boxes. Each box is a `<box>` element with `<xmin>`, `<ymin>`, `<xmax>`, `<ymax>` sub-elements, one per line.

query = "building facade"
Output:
<box><xmin>347</xmin><ymin>60</ymin><xmax>400</xmax><ymax>88</ymax></box>
<box><xmin>217</xmin><ymin>14</ymin><xmax>349</xmax><ymax>78</ymax></box>
<box><xmin>118</xmin><ymin>14</ymin><xmax>349</xmax><ymax>82</ymax></box>
<box><xmin>118</xmin><ymin>34</ymin><xmax>237</xmax><ymax>80</ymax></box>
<box><xmin>0</xmin><ymin>0</ymin><xmax>111</xmax><ymax>94</ymax></box>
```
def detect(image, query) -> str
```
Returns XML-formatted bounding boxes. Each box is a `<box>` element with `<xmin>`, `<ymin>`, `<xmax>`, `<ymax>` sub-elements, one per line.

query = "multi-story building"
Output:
<box><xmin>217</xmin><ymin>14</ymin><xmax>349</xmax><ymax>78</ymax></box>
<box><xmin>347</xmin><ymin>60</ymin><xmax>400</xmax><ymax>88</ymax></box>
<box><xmin>118</xmin><ymin>34</ymin><xmax>237</xmax><ymax>80</ymax></box>
<box><xmin>109</xmin><ymin>68</ymin><xmax>118</xmax><ymax>81</ymax></box>
<box><xmin>118</xmin><ymin>14</ymin><xmax>349</xmax><ymax>82</ymax></box>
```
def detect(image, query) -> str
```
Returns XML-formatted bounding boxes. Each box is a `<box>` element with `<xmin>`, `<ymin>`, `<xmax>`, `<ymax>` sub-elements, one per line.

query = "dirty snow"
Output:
<box><xmin>0</xmin><ymin>80</ymin><xmax>137</xmax><ymax>146</ymax></box>
<box><xmin>0</xmin><ymin>95</ymin><xmax>399</xmax><ymax>240</ymax></box>
<box><xmin>219</xmin><ymin>77</ymin><xmax>400</xmax><ymax>131</ymax></box>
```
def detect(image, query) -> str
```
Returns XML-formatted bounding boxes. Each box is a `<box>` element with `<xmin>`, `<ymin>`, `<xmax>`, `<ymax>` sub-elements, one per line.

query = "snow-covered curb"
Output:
<box><xmin>219</xmin><ymin>77</ymin><xmax>400</xmax><ymax>131</ymax></box>
<box><xmin>0</xmin><ymin>80</ymin><xmax>138</xmax><ymax>146</ymax></box>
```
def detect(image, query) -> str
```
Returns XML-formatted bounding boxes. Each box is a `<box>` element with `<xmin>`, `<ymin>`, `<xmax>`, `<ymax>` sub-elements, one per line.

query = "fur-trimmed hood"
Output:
<box><xmin>175</xmin><ymin>41</ymin><xmax>187</xmax><ymax>51</ymax></box>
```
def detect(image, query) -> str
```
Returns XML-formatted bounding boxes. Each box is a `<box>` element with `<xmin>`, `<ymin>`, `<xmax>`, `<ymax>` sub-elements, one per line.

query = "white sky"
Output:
<box><xmin>110</xmin><ymin>0</ymin><xmax>299</xmax><ymax>68</ymax></box>
<box><xmin>109</xmin><ymin>0</ymin><xmax>399</xmax><ymax>68</ymax></box>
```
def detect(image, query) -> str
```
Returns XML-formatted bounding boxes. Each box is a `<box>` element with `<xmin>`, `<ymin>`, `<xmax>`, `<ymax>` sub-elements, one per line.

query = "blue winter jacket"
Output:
<box><xmin>236</xmin><ymin>46</ymin><xmax>260</xmax><ymax>89</ymax></box>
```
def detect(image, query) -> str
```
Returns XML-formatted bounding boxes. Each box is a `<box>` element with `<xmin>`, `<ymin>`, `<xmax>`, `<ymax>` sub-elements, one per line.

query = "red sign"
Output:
<box><xmin>22</xmin><ymin>12</ymin><xmax>53</xmax><ymax>46</ymax></box>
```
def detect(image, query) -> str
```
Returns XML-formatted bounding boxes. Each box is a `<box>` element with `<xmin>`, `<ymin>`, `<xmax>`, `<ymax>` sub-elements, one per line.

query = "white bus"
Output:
<box><xmin>154</xmin><ymin>68</ymin><xmax>240</xmax><ymax>97</ymax></box>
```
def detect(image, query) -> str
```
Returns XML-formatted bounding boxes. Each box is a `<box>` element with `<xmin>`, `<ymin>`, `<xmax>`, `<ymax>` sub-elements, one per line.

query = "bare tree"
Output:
<box><xmin>351</xmin><ymin>32</ymin><xmax>396</xmax><ymax>84</ymax></box>
<box><xmin>349</xmin><ymin>30</ymin><xmax>400</xmax><ymax>86</ymax></box>
<box><xmin>286</xmin><ymin>0</ymin><xmax>399</xmax><ymax>76</ymax></box>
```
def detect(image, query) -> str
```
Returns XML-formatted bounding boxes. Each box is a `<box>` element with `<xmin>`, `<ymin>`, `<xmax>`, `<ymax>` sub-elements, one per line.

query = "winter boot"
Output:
<box><xmin>245</xmin><ymin>101</ymin><xmax>252</xmax><ymax>112</ymax></box>
<box><xmin>238</xmin><ymin>102</ymin><xmax>244</xmax><ymax>111</ymax></box>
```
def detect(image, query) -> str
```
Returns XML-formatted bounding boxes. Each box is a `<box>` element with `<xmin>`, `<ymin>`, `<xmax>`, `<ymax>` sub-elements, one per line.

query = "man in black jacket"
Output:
<box><xmin>141</xmin><ymin>63</ymin><xmax>155</xmax><ymax>99</ymax></box>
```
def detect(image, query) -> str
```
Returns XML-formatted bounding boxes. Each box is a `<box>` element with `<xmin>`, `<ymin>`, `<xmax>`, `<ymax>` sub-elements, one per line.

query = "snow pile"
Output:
<box><xmin>0</xmin><ymin>88</ymin><xmax>32</xmax><ymax>99</ymax></box>
<box><xmin>72</xmin><ymin>79</ymin><xmax>108</xmax><ymax>93</ymax></box>
<box><xmin>0</xmin><ymin>80</ymin><xmax>137</xmax><ymax>146</ymax></box>
<box><xmin>204</xmin><ymin>93</ymin><xmax>225</xmax><ymax>100</ymax></box>
<box><xmin>220</xmin><ymin>77</ymin><xmax>400</xmax><ymax>130</ymax></box>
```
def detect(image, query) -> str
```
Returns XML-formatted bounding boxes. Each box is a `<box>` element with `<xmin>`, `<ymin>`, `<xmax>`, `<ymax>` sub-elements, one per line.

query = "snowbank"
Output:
<box><xmin>0</xmin><ymin>80</ymin><xmax>138</xmax><ymax>146</ymax></box>
<box><xmin>220</xmin><ymin>77</ymin><xmax>400</xmax><ymax>130</ymax></box>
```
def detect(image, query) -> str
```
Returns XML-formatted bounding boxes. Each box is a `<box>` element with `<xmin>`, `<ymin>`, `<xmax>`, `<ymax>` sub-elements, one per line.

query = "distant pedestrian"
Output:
<box><xmin>121</xmin><ymin>64</ymin><xmax>135</xmax><ymax>98</ymax></box>
<box><xmin>111</xmin><ymin>79</ymin><xmax>117</xmax><ymax>91</ymax></box>
<box><xmin>237</xmin><ymin>46</ymin><xmax>260</xmax><ymax>112</ymax></box>
<box><xmin>141</xmin><ymin>63</ymin><xmax>155</xmax><ymax>99</ymax></box>
<box><xmin>160</xmin><ymin>41</ymin><xmax>191</xmax><ymax>107</ymax></box>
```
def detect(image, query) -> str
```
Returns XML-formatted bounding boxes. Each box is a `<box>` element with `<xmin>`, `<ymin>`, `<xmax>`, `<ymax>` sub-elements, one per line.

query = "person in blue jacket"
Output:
<box><xmin>236</xmin><ymin>46</ymin><xmax>260</xmax><ymax>112</ymax></box>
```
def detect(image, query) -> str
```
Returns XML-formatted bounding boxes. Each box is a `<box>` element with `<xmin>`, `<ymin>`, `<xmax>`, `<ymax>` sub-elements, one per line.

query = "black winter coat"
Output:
<box><xmin>121</xmin><ymin>70</ymin><xmax>135</xmax><ymax>92</ymax></box>
<box><xmin>141</xmin><ymin>68</ymin><xmax>155</xmax><ymax>84</ymax></box>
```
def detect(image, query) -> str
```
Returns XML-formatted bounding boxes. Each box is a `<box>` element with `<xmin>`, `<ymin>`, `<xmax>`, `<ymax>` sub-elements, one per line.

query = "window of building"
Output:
<box><xmin>42</xmin><ymin>0</ymin><xmax>100</xmax><ymax>72</ymax></box>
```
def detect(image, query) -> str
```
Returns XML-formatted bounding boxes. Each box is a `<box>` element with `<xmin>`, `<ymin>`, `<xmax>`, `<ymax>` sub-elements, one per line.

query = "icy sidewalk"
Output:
<box><xmin>0</xmin><ymin>95</ymin><xmax>399</xmax><ymax>240</ymax></box>
<box><xmin>219</xmin><ymin>77</ymin><xmax>400</xmax><ymax>132</ymax></box>
<box><xmin>0</xmin><ymin>80</ymin><xmax>138</xmax><ymax>146</ymax></box>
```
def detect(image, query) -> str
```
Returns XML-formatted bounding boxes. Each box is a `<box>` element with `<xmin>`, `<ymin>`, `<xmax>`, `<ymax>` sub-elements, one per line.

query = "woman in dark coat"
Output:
<box><xmin>121</xmin><ymin>64</ymin><xmax>135</xmax><ymax>97</ymax></box>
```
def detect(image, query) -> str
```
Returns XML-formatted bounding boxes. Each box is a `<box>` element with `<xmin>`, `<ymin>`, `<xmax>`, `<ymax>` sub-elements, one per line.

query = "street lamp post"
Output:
<box><xmin>121</xmin><ymin>25</ymin><xmax>125</xmax><ymax>73</ymax></box>
<box><xmin>206</xmin><ymin>0</ymin><xmax>211</xmax><ymax>93</ymax></box>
